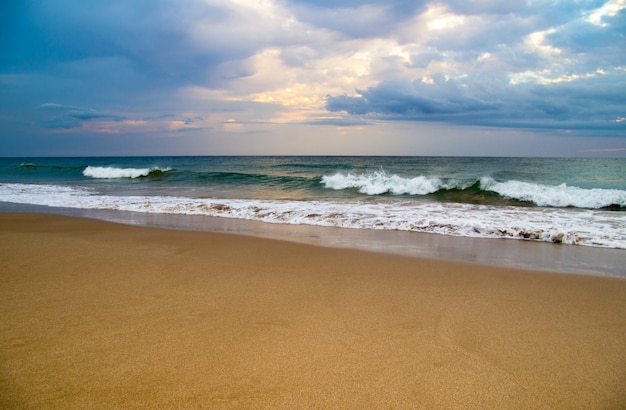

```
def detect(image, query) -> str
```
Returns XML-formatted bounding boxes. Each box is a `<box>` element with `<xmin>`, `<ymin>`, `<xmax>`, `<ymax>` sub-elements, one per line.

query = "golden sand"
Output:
<box><xmin>1</xmin><ymin>213</ymin><xmax>625</xmax><ymax>408</ymax></box>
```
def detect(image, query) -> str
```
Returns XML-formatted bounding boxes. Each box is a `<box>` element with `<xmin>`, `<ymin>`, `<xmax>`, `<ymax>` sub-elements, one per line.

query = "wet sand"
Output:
<box><xmin>1</xmin><ymin>213</ymin><xmax>625</xmax><ymax>408</ymax></box>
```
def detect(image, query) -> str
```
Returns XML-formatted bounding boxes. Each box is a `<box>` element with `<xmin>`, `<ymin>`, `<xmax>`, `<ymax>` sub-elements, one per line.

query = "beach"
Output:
<box><xmin>1</xmin><ymin>212</ymin><xmax>625</xmax><ymax>408</ymax></box>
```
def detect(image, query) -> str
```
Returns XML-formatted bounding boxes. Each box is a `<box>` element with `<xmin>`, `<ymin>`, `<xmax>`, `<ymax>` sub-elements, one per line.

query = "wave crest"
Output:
<box><xmin>480</xmin><ymin>177</ymin><xmax>626</xmax><ymax>209</ymax></box>
<box><xmin>321</xmin><ymin>171</ymin><xmax>460</xmax><ymax>195</ymax></box>
<box><xmin>321</xmin><ymin>171</ymin><xmax>626</xmax><ymax>209</ymax></box>
<box><xmin>83</xmin><ymin>166</ymin><xmax>172</xmax><ymax>179</ymax></box>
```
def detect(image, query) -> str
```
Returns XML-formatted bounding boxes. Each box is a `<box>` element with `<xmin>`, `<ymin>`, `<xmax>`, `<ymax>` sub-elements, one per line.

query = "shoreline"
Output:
<box><xmin>1</xmin><ymin>203</ymin><xmax>624</xmax><ymax>278</ymax></box>
<box><xmin>1</xmin><ymin>212</ymin><xmax>626</xmax><ymax>408</ymax></box>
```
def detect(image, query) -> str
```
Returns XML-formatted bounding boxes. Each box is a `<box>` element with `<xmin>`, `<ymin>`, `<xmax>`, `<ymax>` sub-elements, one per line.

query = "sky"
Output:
<box><xmin>1</xmin><ymin>0</ymin><xmax>625</xmax><ymax>157</ymax></box>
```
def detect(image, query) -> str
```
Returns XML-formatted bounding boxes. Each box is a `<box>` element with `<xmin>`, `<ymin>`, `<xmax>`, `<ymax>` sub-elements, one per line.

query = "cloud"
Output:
<box><xmin>4</xmin><ymin>0</ymin><xmax>312</xmax><ymax>91</ymax></box>
<box><xmin>578</xmin><ymin>147</ymin><xmax>626</xmax><ymax>152</ymax></box>
<box><xmin>287</xmin><ymin>1</ymin><xmax>427</xmax><ymax>38</ymax></box>
<box><xmin>2</xmin><ymin>0</ymin><xmax>625</xmax><ymax>155</ymax></box>
<box><xmin>547</xmin><ymin>6</ymin><xmax>626</xmax><ymax>54</ymax></box>
<box><xmin>327</xmin><ymin>78</ymin><xmax>494</xmax><ymax>116</ymax></box>
<box><xmin>327</xmin><ymin>68</ymin><xmax>626</xmax><ymax>132</ymax></box>
<box><xmin>36</xmin><ymin>103</ymin><xmax>124</xmax><ymax>129</ymax></box>
<box><xmin>445</xmin><ymin>0</ymin><xmax>529</xmax><ymax>15</ymax></box>
<box><xmin>302</xmin><ymin>117</ymin><xmax>372</xmax><ymax>126</ymax></box>
<box><xmin>322</xmin><ymin>0</ymin><xmax>626</xmax><ymax>134</ymax></box>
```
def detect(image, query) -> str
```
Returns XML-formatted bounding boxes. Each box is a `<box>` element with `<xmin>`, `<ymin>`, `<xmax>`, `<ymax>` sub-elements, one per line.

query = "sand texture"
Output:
<box><xmin>1</xmin><ymin>213</ymin><xmax>625</xmax><ymax>409</ymax></box>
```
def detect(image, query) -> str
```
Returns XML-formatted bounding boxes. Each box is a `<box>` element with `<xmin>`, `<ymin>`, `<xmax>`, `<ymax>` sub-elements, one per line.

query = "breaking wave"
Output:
<box><xmin>480</xmin><ymin>177</ymin><xmax>626</xmax><ymax>209</ymax></box>
<box><xmin>321</xmin><ymin>171</ymin><xmax>455</xmax><ymax>195</ymax></box>
<box><xmin>321</xmin><ymin>171</ymin><xmax>626</xmax><ymax>210</ymax></box>
<box><xmin>83</xmin><ymin>166</ymin><xmax>173</xmax><ymax>179</ymax></box>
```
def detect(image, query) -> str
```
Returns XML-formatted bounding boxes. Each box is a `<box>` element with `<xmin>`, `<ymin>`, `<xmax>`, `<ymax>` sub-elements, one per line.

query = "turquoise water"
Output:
<box><xmin>1</xmin><ymin>156</ymin><xmax>625</xmax><ymax>248</ymax></box>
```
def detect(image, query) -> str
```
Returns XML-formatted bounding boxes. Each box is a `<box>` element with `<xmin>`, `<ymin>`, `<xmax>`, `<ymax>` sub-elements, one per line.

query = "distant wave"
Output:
<box><xmin>194</xmin><ymin>171</ymin><xmax>276</xmax><ymax>184</ymax></box>
<box><xmin>82</xmin><ymin>166</ymin><xmax>173</xmax><ymax>179</ymax></box>
<box><xmin>321</xmin><ymin>171</ymin><xmax>626</xmax><ymax>209</ymax></box>
<box><xmin>18</xmin><ymin>163</ymin><xmax>85</xmax><ymax>173</ymax></box>
<box><xmin>272</xmin><ymin>162</ymin><xmax>354</xmax><ymax>170</ymax></box>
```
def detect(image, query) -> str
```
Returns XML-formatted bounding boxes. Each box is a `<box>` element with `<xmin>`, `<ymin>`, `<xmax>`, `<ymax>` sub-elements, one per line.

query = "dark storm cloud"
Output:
<box><xmin>2</xmin><ymin>0</ymin><xmax>257</xmax><ymax>88</ymax></box>
<box><xmin>327</xmin><ymin>76</ymin><xmax>500</xmax><ymax>116</ymax></box>
<box><xmin>36</xmin><ymin>103</ymin><xmax>124</xmax><ymax>129</ymax></box>
<box><xmin>327</xmin><ymin>71</ymin><xmax>626</xmax><ymax>131</ymax></box>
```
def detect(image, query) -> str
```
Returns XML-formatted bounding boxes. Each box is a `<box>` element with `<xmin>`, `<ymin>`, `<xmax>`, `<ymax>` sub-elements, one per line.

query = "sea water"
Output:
<box><xmin>0</xmin><ymin>156</ymin><xmax>625</xmax><ymax>273</ymax></box>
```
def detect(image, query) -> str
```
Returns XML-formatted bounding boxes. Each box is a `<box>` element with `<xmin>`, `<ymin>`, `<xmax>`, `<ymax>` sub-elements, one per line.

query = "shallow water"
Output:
<box><xmin>2</xmin><ymin>202</ymin><xmax>624</xmax><ymax>278</ymax></box>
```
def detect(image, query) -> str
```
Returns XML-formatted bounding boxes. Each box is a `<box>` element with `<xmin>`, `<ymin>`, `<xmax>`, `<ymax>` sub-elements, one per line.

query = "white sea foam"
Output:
<box><xmin>480</xmin><ymin>177</ymin><xmax>626</xmax><ymax>208</ymax></box>
<box><xmin>2</xmin><ymin>183</ymin><xmax>625</xmax><ymax>249</ymax></box>
<box><xmin>321</xmin><ymin>171</ymin><xmax>462</xmax><ymax>195</ymax></box>
<box><xmin>321</xmin><ymin>171</ymin><xmax>626</xmax><ymax>209</ymax></box>
<box><xmin>83</xmin><ymin>166</ymin><xmax>170</xmax><ymax>179</ymax></box>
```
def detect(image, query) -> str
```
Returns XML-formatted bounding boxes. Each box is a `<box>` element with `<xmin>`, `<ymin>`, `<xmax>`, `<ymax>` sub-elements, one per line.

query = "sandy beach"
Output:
<box><xmin>1</xmin><ymin>212</ymin><xmax>625</xmax><ymax>409</ymax></box>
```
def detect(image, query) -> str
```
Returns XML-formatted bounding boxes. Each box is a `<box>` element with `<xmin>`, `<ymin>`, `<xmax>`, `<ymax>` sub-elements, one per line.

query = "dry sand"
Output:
<box><xmin>1</xmin><ymin>212</ymin><xmax>625</xmax><ymax>409</ymax></box>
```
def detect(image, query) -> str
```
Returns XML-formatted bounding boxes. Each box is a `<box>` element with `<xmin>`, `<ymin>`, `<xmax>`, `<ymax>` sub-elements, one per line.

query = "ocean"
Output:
<box><xmin>0</xmin><ymin>156</ymin><xmax>626</xmax><ymax>277</ymax></box>
<box><xmin>1</xmin><ymin>156</ymin><xmax>625</xmax><ymax>274</ymax></box>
